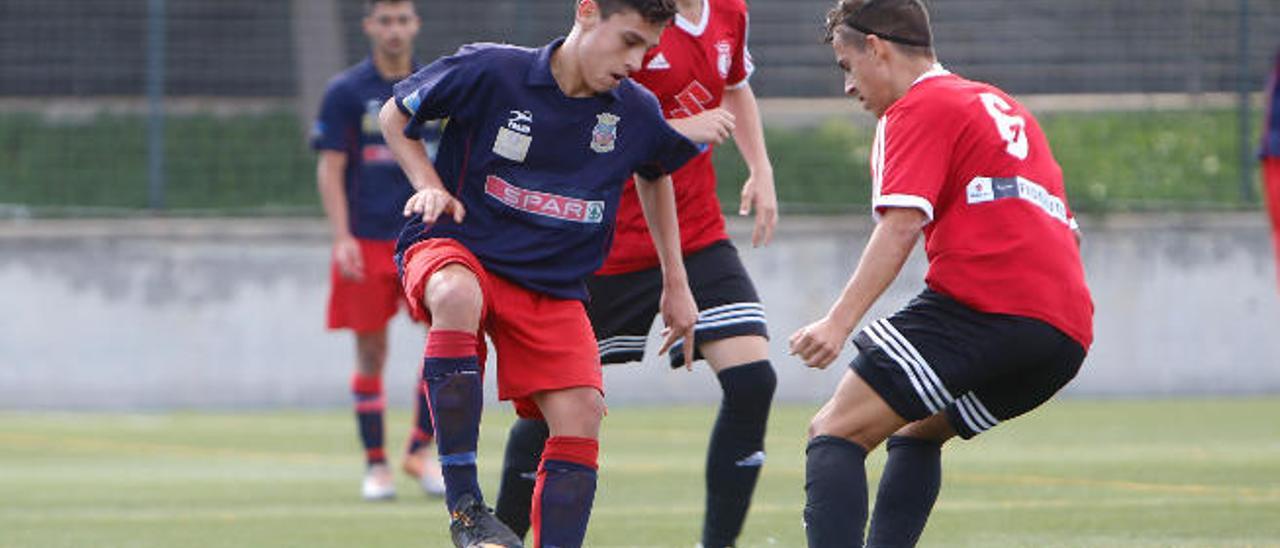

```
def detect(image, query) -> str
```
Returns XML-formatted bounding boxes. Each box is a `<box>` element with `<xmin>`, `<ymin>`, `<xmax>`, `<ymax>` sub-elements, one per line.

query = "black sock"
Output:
<box><xmin>866</xmin><ymin>436</ymin><xmax>942</xmax><ymax>548</ymax></box>
<box><xmin>494</xmin><ymin>417</ymin><xmax>549</xmax><ymax>539</ymax></box>
<box><xmin>703</xmin><ymin>360</ymin><xmax>776</xmax><ymax>548</ymax></box>
<box><xmin>804</xmin><ymin>435</ymin><xmax>869</xmax><ymax>548</ymax></box>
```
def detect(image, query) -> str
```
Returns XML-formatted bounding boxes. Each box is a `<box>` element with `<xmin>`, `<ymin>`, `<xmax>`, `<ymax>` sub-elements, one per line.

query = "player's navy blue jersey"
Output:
<box><xmin>312</xmin><ymin>57</ymin><xmax>442</xmax><ymax>240</ymax></box>
<box><xmin>1262</xmin><ymin>48</ymin><xmax>1280</xmax><ymax>159</ymax></box>
<box><xmin>392</xmin><ymin>39</ymin><xmax>700</xmax><ymax>301</ymax></box>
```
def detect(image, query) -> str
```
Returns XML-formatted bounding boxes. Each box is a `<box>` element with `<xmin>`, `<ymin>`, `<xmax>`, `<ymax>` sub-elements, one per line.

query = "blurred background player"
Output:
<box><xmin>380</xmin><ymin>0</ymin><xmax>700</xmax><ymax>544</ymax></box>
<box><xmin>1261</xmin><ymin>46</ymin><xmax>1280</xmax><ymax>292</ymax></box>
<box><xmin>791</xmin><ymin>1</ymin><xmax>1093</xmax><ymax>545</ymax></box>
<box><xmin>492</xmin><ymin>0</ymin><xmax>779</xmax><ymax>546</ymax></box>
<box><xmin>312</xmin><ymin>0</ymin><xmax>444</xmax><ymax>501</ymax></box>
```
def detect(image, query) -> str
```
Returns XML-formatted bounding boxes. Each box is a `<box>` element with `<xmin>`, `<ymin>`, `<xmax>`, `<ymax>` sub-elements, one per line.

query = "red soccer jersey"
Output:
<box><xmin>872</xmin><ymin>68</ymin><xmax>1094</xmax><ymax>348</ymax></box>
<box><xmin>597</xmin><ymin>0</ymin><xmax>754</xmax><ymax>275</ymax></box>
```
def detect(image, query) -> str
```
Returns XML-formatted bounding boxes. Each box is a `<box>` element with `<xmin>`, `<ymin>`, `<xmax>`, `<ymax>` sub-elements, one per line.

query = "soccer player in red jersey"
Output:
<box><xmin>380</xmin><ymin>1</ymin><xmax>701</xmax><ymax>545</ymax></box>
<box><xmin>791</xmin><ymin>1</ymin><xmax>1094</xmax><ymax>545</ymax></box>
<box><xmin>492</xmin><ymin>1</ymin><xmax>778</xmax><ymax>546</ymax></box>
<box><xmin>312</xmin><ymin>0</ymin><xmax>444</xmax><ymax>501</ymax></box>
<box><xmin>1261</xmin><ymin>47</ymin><xmax>1280</xmax><ymax>291</ymax></box>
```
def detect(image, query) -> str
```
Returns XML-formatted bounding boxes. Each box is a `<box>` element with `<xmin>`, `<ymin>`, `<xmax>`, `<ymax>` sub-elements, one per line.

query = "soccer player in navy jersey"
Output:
<box><xmin>311</xmin><ymin>0</ymin><xmax>445</xmax><ymax>501</ymax></box>
<box><xmin>378</xmin><ymin>1</ymin><xmax>700</xmax><ymax>546</ymax></box>
<box><xmin>791</xmin><ymin>1</ymin><xmax>1093</xmax><ymax>546</ymax></box>
<box><xmin>492</xmin><ymin>1</ymin><xmax>779</xmax><ymax>545</ymax></box>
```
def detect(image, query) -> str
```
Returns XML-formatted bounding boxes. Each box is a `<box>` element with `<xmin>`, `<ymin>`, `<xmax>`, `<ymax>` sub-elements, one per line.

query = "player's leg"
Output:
<box><xmin>865</xmin><ymin>413</ymin><xmax>953</xmax><ymax>548</ymax></box>
<box><xmin>352</xmin><ymin>329</ymin><xmax>394</xmax><ymax>499</ymax></box>
<box><xmin>495</xmin><ymin>267</ymin><xmax>658</xmax><ymax>539</ymax></box>
<box><xmin>699</xmin><ymin>339</ymin><xmax>775</xmax><ymax>548</ymax></box>
<box><xmin>330</xmin><ymin>239</ymin><xmax>403</xmax><ymax>500</ymax></box>
<box><xmin>486</xmin><ymin>278</ymin><xmax>605</xmax><ymax>548</ymax></box>
<box><xmin>419</xmin><ymin>263</ymin><xmax>485</xmax><ymax>513</ymax></box>
<box><xmin>804</xmin><ymin>366</ymin><xmax>909</xmax><ymax>548</ymax></box>
<box><xmin>675</xmin><ymin>241</ymin><xmax>776</xmax><ymax>547</ymax></box>
<box><xmin>495</xmin><ymin>416</ymin><xmax>549</xmax><ymax>538</ymax></box>
<box><xmin>526</xmin><ymin>387</ymin><xmax>604</xmax><ymax>548</ymax></box>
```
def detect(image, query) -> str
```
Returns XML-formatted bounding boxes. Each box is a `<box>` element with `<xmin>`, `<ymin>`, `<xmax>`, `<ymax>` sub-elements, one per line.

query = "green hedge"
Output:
<box><xmin>713</xmin><ymin>108</ymin><xmax>1259</xmax><ymax>213</ymax></box>
<box><xmin>0</xmin><ymin>107</ymin><xmax>1260</xmax><ymax>215</ymax></box>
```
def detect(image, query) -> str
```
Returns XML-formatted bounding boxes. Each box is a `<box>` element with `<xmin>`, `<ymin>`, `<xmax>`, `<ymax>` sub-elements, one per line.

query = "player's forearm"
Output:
<box><xmin>635</xmin><ymin>174</ymin><xmax>689</xmax><ymax>285</ymax></box>
<box><xmin>723</xmin><ymin>85</ymin><xmax>773</xmax><ymax>177</ymax></box>
<box><xmin>826</xmin><ymin>210</ymin><xmax>923</xmax><ymax>334</ymax></box>
<box><xmin>316</xmin><ymin>153</ymin><xmax>352</xmax><ymax>239</ymax></box>
<box><xmin>378</xmin><ymin>99</ymin><xmax>446</xmax><ymax>192</ymax></box>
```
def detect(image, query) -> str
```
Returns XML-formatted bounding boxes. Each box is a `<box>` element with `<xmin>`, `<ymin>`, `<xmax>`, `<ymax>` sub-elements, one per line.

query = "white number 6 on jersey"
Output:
<box><xmin>979</xmin><ymin>92</ymin><xmax>1028</xmax><ymax>160</ymax></box>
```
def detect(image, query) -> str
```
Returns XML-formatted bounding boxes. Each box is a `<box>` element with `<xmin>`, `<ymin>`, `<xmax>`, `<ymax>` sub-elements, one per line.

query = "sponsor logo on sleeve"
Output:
<box><xmin>966</xmin><ymin>176</ymin><xmax>1068</xmax><ymax>225</ymax></box>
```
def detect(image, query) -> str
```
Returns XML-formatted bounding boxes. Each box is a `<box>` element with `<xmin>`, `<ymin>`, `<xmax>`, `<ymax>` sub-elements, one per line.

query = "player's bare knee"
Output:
<box><xmin>425</xmin><ymin>266</ymin><xmax>482</xmax><ymax>329</ymax></box>
<box><xmin>539</xmin><ymin>388</ymin><xmax>604</xmax><ymax>438</ymax></box>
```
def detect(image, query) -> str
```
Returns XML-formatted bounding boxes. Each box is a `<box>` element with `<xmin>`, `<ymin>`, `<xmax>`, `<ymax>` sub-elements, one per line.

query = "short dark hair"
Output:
<box><xmin>364</xmin><ymin>0</ymin><xmax>414</xmax><ymax>15</ymax></box>
<box><xmin>597</xmin><ymin>0</ymin><xmax>678</xmax><ymax>25</ymax></box>
<box><xmin>824</xmin><ymin>0</ymin><xmax>933</xmax><ymax>57</ymax></box>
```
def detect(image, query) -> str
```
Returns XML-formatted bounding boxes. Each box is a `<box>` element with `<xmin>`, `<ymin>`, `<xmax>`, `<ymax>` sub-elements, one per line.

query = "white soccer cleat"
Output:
<box><xmin>418</xmin><ymin>458</ymin><xmax>446</xmax><ymax>497</ymax></box>
<box><xmin>361</xmin><ymin>463</ymin><xmax>397</xmax><ymax>501</ymax></box>
<box><xmin>402</xmin><ymin>446</ymin><xmax>446</xmax><ymax>497</ymax></box>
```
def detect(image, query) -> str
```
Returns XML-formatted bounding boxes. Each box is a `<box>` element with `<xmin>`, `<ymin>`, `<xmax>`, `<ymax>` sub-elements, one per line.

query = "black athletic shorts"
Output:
<box><xmin>851</xmin><ymin>289</ymin><xmax>1086</xmax><ymax>439</ymax></box>
<box><xmin>588</xmin><ymin>239</ymin><xmax>768</xmax><ymax>368</ymax></box>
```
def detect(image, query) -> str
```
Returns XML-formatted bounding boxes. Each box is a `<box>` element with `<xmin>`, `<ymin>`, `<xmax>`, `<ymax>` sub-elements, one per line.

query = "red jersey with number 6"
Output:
<box><xmin>597</xmin><ymin>0</ymin><xmax>754</xmax><ymax>275</ymax></box>
<box><xmin>872</xmin><ymin>67</ymin><xmax>1094</xmax><ymax>348</ymax></box>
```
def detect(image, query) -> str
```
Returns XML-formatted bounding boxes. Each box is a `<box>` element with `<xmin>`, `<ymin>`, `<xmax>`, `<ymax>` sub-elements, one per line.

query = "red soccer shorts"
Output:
<box><xmin>400</xmin><ymin>238</ymin><xmax>603</xmax><ymax>418</ymax></box>
<box><xmin>327</xmin><ymin>238</ymin><xmax>407</xmax><ymax>333</ymax></box>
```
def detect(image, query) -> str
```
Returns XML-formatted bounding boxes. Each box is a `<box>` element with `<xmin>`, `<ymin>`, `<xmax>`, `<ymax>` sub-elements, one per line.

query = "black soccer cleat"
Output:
<box><xmin>449</xmin><ymin>493</ymin><xmax>524</xmax><ymax>548</ymax></box>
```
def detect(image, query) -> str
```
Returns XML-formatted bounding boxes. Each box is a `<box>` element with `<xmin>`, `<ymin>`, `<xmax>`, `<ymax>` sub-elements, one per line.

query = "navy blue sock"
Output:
<box><xmin>495</xmin><ymin>417</ymin><xmax>549</xmax><ymax>539</ymax></box>
<box><xmin>422</xmin><ymin>330</ymin><xmax>484</xmax><ymax>511</ymax></box>
<box><xmin>703</xmin><ymin>360</ymin><xmax>776</xmax><ymax>548</ymax></box>
<box><xmin>350</xmin><ymin>373</ymin><xmax>386</xmax><ymax>465</ymax></box>
<box><xmin>804</xmin><ymin>435</ymin><xmax>869</xmax><ymax>548</ymax></box>
<box><xmin>866</xmin><ymin>436</ymin><xmax>942</xmax><ymax>547</ymax></box>
<box><xmin>532</xmin><ymin>436</ymin><xmax>598</xmax><ymax>548</ymax></box>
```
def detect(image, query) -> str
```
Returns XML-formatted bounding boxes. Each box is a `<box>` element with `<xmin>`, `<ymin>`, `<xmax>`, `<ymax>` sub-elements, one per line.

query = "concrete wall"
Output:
<box><xmin>1</xmin><ymin>214</ymin><xmax>1277</xmax><ymax>410</ymax></box>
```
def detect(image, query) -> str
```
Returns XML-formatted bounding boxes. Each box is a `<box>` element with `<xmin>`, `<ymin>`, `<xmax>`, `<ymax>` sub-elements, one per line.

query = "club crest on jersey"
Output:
<box><xmin>715</xmin><ymin>40</ymin><xmax>733</xmax><ymax>78</ymax></box>
<box><xmin>591</xmin><ymin>113</ymin><xmax>620</xmax><ymax>153</ymax></box>
<box><xmin>362</xmin><ymin>99</ymin><xmax>382</xmax><ymax>135</ymax></box>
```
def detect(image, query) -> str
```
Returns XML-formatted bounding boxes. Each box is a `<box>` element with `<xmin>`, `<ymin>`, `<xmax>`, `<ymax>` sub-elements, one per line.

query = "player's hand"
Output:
<box><xmin>403</xmin><ymin>187</ymin><xmax>466</xmax><ymax>226</ymax></box>
<box><xmin>333</xmin><ymin>235</ymin><xmax>365</xmax><ymax>281</ymax></box>
<box><xmin>658</xmin><ymin>280</ymin><xmax>699</xmax><ymax>370</ymax></box>
<box><xmin>738</xmin><ymin>170</ymin><xmax>778</xmax><ymax>247</ymax></box>
<box><xmin>668</xmin><ymin>108</ymin><xmax>736</xmax><ymax>146</ymax></box>
<box><xmin>789</xmin><ymin>315</ymin><xmax>851</xmax><ymax>370</ymax></box>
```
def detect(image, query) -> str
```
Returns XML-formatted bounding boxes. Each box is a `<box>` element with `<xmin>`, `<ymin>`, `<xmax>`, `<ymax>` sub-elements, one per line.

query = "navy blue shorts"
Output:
<box><xmin>588</xmin><ymin>240</ymin><xmax>768</xmax><ymax>368</ymax></box>
<box><xmin>851</xmin><ymin>289</ymin><xmax>1086</xmax><ymax>439</ymax></box>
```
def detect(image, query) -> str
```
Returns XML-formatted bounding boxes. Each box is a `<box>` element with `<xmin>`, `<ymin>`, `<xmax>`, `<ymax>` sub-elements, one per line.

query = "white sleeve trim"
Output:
<box><xmin>1068</xmin><ymin>217</ymin><xmax>1079</xmax><ymax>231</ymax></box>
<box><xmin>873</xmin><ymin>194</ymin><xmax>935</xmax><ymax>224</ymax></box>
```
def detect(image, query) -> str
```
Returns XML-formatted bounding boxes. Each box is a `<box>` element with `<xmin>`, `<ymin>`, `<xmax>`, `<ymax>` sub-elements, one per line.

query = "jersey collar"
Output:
<box><xmin>527</xmin><ymin>37</ymin><xmax>622</xmax><ymax>101</ymax></box>
<box><xmin>910</xmin><ymin>63</ymin><xmax>950</xmax><ymax>88</ymax></box>
<box><xmin>674</xmin><ymin>0</ymin><xmax>712</xmax><ymax>37</ymax></box>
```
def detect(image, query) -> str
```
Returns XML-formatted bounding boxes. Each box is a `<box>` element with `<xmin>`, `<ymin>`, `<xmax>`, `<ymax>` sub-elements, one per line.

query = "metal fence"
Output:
<box><xmin>1</xmin><ymin>0</ymin><xmax>1278</xmax><ymax>215</ymax></box>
